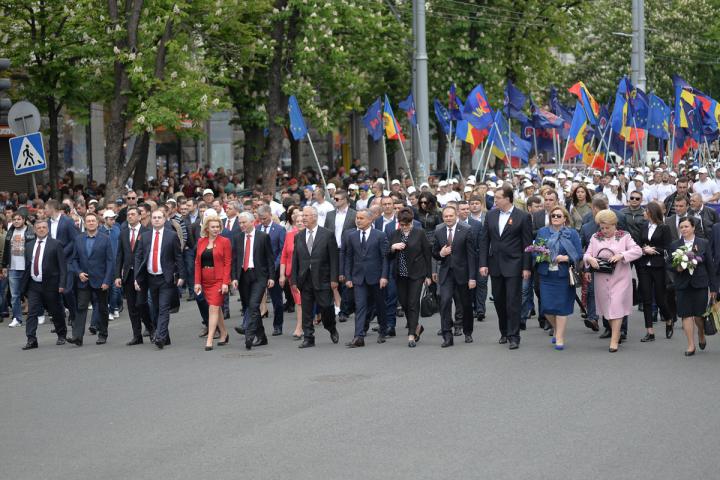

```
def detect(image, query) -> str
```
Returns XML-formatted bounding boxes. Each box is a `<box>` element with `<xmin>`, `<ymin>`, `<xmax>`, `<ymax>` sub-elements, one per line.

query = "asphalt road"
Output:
<box><xmin>2</xmin><ymin>294</ymin><xmax>719</xmax><ymax>480</ymax></box>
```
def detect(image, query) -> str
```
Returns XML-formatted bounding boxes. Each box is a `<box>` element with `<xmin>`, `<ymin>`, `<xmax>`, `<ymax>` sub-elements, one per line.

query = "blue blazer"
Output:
<box><xmin>52</xmin><ymin>214</ymin><xmax>78</xmax><ymax>263</ymax></box>
<box><xmin>379</xmin><ymin>218</ymin><xmax>422</xmax><ymax>236</ymax></box>
<box><xmin>344</xmin><ymin>228</ymin><xmax>389</xmax><ymax>285</ymax></box>
<box><xmin>465</xmin><ymin>217</ymin><xmax>483</xmax><ymax>260</ymax></box>
<box><xmin>73</xmin><ymin>232</ymin><xmax>115</xmax><ymax>289</ymax></box>
<box><xmin>533</xmin><ymin>227</ymin><xmax>583</xmax><ymax>277</ymax></box>
<box><xmin>256</xmin><ymin>222</ymin><xmax>285</xmax><ymax>272</ymax></box>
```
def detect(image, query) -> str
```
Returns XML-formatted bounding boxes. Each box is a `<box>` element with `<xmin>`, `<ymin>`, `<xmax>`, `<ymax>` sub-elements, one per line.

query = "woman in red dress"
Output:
<box><xmin>279</xmin><ymin>210</ymin><xmax>304</xmax><ymax>339</ymax></box>
<box><xmin>194</xmin><ymin>215</ymin><xmax>232</xmax><ymax>351</ymax></box>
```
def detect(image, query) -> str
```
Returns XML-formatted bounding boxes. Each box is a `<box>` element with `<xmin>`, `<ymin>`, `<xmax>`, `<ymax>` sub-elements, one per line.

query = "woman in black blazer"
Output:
<box><xmin>637</xmin><ymin>202</ymin><xmax>673</xmax><ymax>341</ymax></box>
<box><xmin>666</xmin><ymin>217</ymin><xmax>717</xmax><ymax>356</ymax></box>
<box><xmin>388</xmin><ymin>207</ymin><xmax>433</xmax><ymax>347</ymax></box>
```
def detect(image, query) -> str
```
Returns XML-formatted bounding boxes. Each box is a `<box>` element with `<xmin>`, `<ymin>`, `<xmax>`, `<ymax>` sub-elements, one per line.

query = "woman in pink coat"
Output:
<box><xmin>583</xmin><ymin>210</ymin><xmax>643</xmax><ymax>352</ymax></box>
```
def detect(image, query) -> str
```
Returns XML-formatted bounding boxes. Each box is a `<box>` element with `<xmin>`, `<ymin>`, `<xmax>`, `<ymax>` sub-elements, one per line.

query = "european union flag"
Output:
<box><xmin>398</xmin><ymin>91</ymin><xmax>417</xmax><ymax>128</ymax></box>
<box><xmin>463</xmin><ymin>83</ymin><xmax>495</xmax><ymax>132</ymax></box>
<box><xmin>434</xmin><ymin>99</ymin><xmax>454</xmax><ymax>135</ymax></box>
<box><xmin>288</xmin><ymin>94</ymin><xmax>309</xmax><ymax>140</ymax></box>
<box><xmin>529</xmin><ymin>93</ymin><xmax>565</xmax><ymax>129</ymax></box>
<box><xmin>503</xmin><ymin>80</ymin><xmax>528</xmax><ymax>123</ymax></box>
<box><xmin>648</xmin><ymin>91</ymin><xmax>671</xmax><ymax>141</ymax></box>
<box><xmin>449</xmin><ymin>82</ymin><xmax>464</xmax><ymax>121</ymax></box>
<box><xmin>361</xmin><ymin>97</ymin><xmax>384</xmax><ymax>144</ymax></box>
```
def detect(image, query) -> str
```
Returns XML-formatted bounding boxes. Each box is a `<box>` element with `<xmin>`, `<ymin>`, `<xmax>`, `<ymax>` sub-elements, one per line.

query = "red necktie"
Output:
<box><xmin>130</xmin><ymin>229</ymin><xmax>136</xmax><ymax>250</ymax></box>
<box><xmin>152</xmin><ymin>231</ymin><xmax>160</xmax><ymax>273</ymax></box>
<box><xmin>227</xmin><ymin>219</ymin><xmax>230</xmax><ymax>229</ymax></box>
<box><xmin>243</xmin><ymin>234</ymin><xmax>251</xmax><ymax>271</ymax></box>
<box><xmin>34</xmin><ymin>240</ymin><xmax>42</xmax><ymax>277</ymax></box>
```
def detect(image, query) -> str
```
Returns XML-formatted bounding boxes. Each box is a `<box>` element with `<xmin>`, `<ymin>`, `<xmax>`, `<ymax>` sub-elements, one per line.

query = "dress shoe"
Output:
<box><xmin>218</xmin><ymin>333</ymin><xmax>230</xmax><ymax>346</ymax></box>
<box><xmin>609</xmin><ymin>348</ymin><xmax>618</xmax><ymax>353</ymax></box>
<box><xmin>621</xmin><ymin>333</ymin><xmax>627</xmax><ymax>340</ymax></box>
<box><xmin>51</xmin><ymin>328</ymin><xmax>56</xmax><ymax>333</ymax></box>
<box><xmin>330</xmin><ymin>330</ymin><xmax>340</xmax><ymax>344</ymax></box>
<box><xmin>66</xmin><ymin>337</ymin><xmax>83</xmax><ymax>346</ymax></box>
<box><xmin>666</xmin><ymin>324</ymin><xmax>674</xmax><ymax>339</ymax></box>
<box><xmin>154</xmin><ymin>338</ymin><xmax>164</xmax><ymax>349</ymax></box>
<box><xmin>377</xmin><ymin>334</ymin><xmax>386</xmax><ymax>344</ymax></box>
<box><xmin>245</xmin><ymin>338</ymin><xmax>253</xmax><ymax>350</ymax></box>
<box><xmin>199</xmin><ymin>327</ymin><xmax>208</xmax><ymax>337</ymax></box>
<box><xmin>555</xmin><ymin>345</ymin><xmax>564</xmax><ymax>350</ymax></box>
<box><xmin>397</xmin><ymin>309</ymin><xmax>404</xmax><ymax>317</ymax></box>
<box><xmin>67</xmin><ymin>317</ymin><xmax>74</xmax><ymax>327</ymax></box>
<box><xmin>641</xmin><ymin>333</ymin><xmax>655</xmax><ymax>342</ymax></box>
<box><xmin>56</xmin><ymin>337</ymin><xmax>66</xmax><ymax>345</ymax></box>
<box><xmin>584</xmin><ymin>319</ymin><xmax>600</xmax><ymax>332</ymax></box>
<box><xmin>599</xmin><ymin>330</ymin><xmax>611</xmax><ymax>339</ymax></box>
<box><xmin>528</xmin><ymin>309</ymin><xmax>536</xmax><ymax>318</ymax></box>
<box><xmin>96</xmin><ymin>337</ymin><xmax>107</xmax><ymax>345</ymax></box>
<box><xmin>700</xmin><ymin>342</ymin><xmax>707</xmax><ymax>350</ymax></box>
<box><xmin>508</xmin><ymin>342</ymin><xmax>519</xmax><ymax>350</ymax></box>
<box><xmin>437</xmin><ymin>329</ymin><xmax>442</xmax><ymax>336</ymax></box>
<box><xmin>638</xmin><ymin>304</ymin><xmax>644</xmax><ymax>312</ymax></box>
<box><xmin>169</xmin><ymin>307</ymin><xmax>179</xmax><ymax>314</ymax></box>
<box><xmin>519</xmin><ymin>322</ymin><xmax>527</xmax><ymax>331</ymax></box>
<box><xmin>299</xmin><ymin>339</ymin><xmax>315</xmax><ymax>348</ymax></box>
<box><xmin>548</xmin><ymin>328</ymin><xmax>554</xmax><ymax>336</ymax></box>
<box><xmin>372</xmin><ymin>326</ymin><xmax>379</xmax><ymax>332</ymax></box>
<box><xmin>453</xmin><ymin>326</ymin><xmax>462</xmax><ymax>336</ymax></box>
<box><xmin>253</xmin><ymin>336</ymin><xmax>268</xmax><ymax>347</ymax></box>
<box><xmin>475</xmin><ymin>313</ymin><xmax>485</xmax><ymax>321</ymax></box>
<box><xmin>213</xmin><ymin>331</ymin><xmax>221</xmax><ymax>339</ymax></box>
<box><xmin>286</xmin><ymin>305</ymin><xmax>295</xmax><ymax>313</ymax></box>
<box><xmin>126</xmin><ymin>337</ymin><xmax>143</xmax><ymax>346</ymax></box>
<box><xmin>235</xmin><ymin>326</ymin><xmax>246</xmax><ymax>335</ymax></box>
<box><xmin>205</xmin><ymin>346</ymin><xmax>213</xmax><ymax>351</ymax></box>
<box><xmin>345</xmin><ymin>337</ymin><xmax>365</xmax><ymax>347</ymax></box>
<box><xmin>142</xmin><ymin>328</ymin><xmax>150</xmax><ymax>337</ymax></box>
<box><xmin>387</xmin><ymin>328</ymin><xmax>396</xmax><ymax>337</ymax></box>
<box><xmin>88</xmin><ymin>325</ymin><xmax>97</xmax><ymax>335</ymax></box>
<box><xmin>223</xmin><ymin>312</ymin><xmax>230</xmax><ymax>320</ymax></box>
<box><xmin>465</xmin><ymin>334</ymin><xmax>473</xmax><ymax>343</ymax></box>
<box><xmin>414</xmin><ymin>325</ymin><xmax>425</xmax><ymax>342</ymax></box>
<box><xmin>685</xmin><ymin>350</ymin><xmax>695</xmax><ymax>356</ymax></box>
<box><xmin>499</xmin><ymin>336</ymin><xmax>508</xmax><ymax>344</ymax></box>
<box><xmin>187</xmin><ymin>295</ymin><xmax>196</xmax><ymax>302</ymax></box>
<box><xmin>262</xmin><ymin>310</ymin><xmax>269</xmax><ymax>318</ymax></box>
<box><xmin>408</xmin><ymin>340</ymin><xmax>416</xmax><ymax>347</ymax></box>
<box><xmin>580</xmin><ymin>312</ymin><xmax>588</xmax><ymax>319</ymax></box>
<box><xmin>22</xmin><ymin>341</ymin><xmax>38</xmax><ymax>350</ymax></box>
<box><xmin>441</xmin><ymin>338</ymin><xmax>454</xmax><ymax>347</ymax></box>
<box><xmin>542</xmin><ymin>321</ymin><xmax>551</xmax><ymax>331</ymax></box>
<box><xmin>338</xmin><ymin>313</ymin><xmax>347</xmax><ymax>323</ymax></box>
<box><xmin>272</xmin><ymin>329</ymin><xmax>282</xmax><ymax>336</ymax></box>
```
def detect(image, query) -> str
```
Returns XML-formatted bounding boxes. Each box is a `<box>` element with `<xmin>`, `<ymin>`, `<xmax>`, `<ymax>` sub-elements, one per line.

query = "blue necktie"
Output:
<box><xmin>361</xmin><ymin>231</ymin><xmax>366</xmax><ymax>250</ymax></box>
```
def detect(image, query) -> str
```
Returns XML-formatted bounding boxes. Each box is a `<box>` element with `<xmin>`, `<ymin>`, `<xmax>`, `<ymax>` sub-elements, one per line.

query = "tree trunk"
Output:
<box><xmin>46</xmin><ymin>96</ymin><xmax>61</xmax><ymax>200</ymax></box>
<box><xmin>435</xmin><ymin>120</ymin><xmax>446</xmax><ymax>172</ymax></box>
<box><xmin>290</xmin><ymin>134</ymin><xmax>300</xmax><ymax>179</ymax></box>
<box><xmin>460</xmin><ymin>141</ymin><xmax>472</xmax><ymax>179</ymax></box>
<box><xmin>132</xmin><ymin>133</ymin><xmax>151</xmax><ymax>191</ymax></box>
<box><xmin>243</xmin><ymin>125</ymin><xmax>265</xmax><ymax>188</ymax></box>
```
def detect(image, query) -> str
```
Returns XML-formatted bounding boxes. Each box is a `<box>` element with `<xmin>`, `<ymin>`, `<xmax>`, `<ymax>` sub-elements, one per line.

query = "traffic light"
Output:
<box><xmin>0</xmin><ymin>58</ymin><xmax>11</xmax><ymax>115</ymax></box>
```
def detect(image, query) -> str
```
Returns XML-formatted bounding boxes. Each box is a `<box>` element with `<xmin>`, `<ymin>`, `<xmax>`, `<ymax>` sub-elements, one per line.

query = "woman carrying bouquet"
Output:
<box><xmin>532</xmin><ymin>206</ymin><xmax>583</xmax><ymax>350</ymax></box>
<box><xmin>584</xmin><ymin>210</ymin><xmax>643</xmax><ymax>352</ymax></box>
<box><xmin>666</xmin><ymin>217</ymin><xmax>717</xmax><ymax>356</ymax></box>
<box><xmin>637</xmin><ymin>202</ymin><xmax>673</xmax><ymax>342</ymax></box>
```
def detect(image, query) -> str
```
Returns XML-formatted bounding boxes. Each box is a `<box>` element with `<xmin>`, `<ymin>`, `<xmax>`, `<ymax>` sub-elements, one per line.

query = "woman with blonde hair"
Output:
<box><xmin>194</xmin><ymin>215</ymin><xmax>233</xmax><ymax>351</ymax></box>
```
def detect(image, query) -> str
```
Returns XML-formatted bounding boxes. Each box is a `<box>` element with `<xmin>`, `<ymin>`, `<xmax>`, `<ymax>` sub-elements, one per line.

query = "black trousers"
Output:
<box><xmin>26</xmin><ymin>280</ymin><xmax>66</xmax><ymax>343</ymax></box>
<box><xmin>240</xmin><ymin>269</ymin><xmax>266</xmax><ymax>341</ymax></box>
<box><xmin>148</xmin><ymin>274</ymin><xmax>174</xmax><ymax>342</ymax></box>
<box><xmin>637</xmin><ymin>265</ymin><xmax>672</xmax><ymax>328</ymax></box>
<box><xmin>491</xmin><ymin>275</ymin><xmax>523</xmax><ymax>344</ymax></box>
<box><xmin>533</xmin><ymin>264</ymin><xmax>546</xmax><ymax>323</ymax></box>
<box><xmin>123</xmin><ymin>275</ymin><xmax>153</xmax><ymax>339</ymax></box>
<box><xmin>300</xmin><ymin>283</ymin><xmax>336</xmax><ymax>341</ymax></box>
<box><xmin>396</xmin><ymin>276</ymin><xmax>424</xmax><ymax>336</ymax></box>
<box><xmin>73</xmin><ymin>287</ymin><xmax>108</xmax><ymax>339</ymax></box>
<box><xmin>438</xmin><ymin>269</ymin><xmax>473</xmax><ymax>341</ymax></box>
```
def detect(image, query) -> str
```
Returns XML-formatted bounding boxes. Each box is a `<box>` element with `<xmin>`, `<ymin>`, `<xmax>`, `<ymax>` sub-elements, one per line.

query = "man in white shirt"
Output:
<box><xmin>436</xmin><ymin>180</ymin><xmax>461</xmax><ymax>206</ymax></box>
<box><xmin>627</xmin><ymin>176</ymin><xmax>653</xmax><ymax>205</ymax></box>
<box><xmin>313</xmin><ymin>186</ymin><xmax>335</xmax><ymax>226</ymax></box>
<box><xmin>694</xmin><ymin>168</ymin><xmax>720</xmax><ymax>203</ymax></box>
<box><xmin>355</xmin><ymin>186</ymin><xmax>370</xmax><ymax>210</ymax></box>
<box><xmin>653</xmin><ymin>171</ymin><xmax>676</xmax><ymax>202</ymax></box>
<box><xmin>376</xmin><ymin>197</ymin><xmax>396</xmax><ymax>231</ymax></box>
<box><xmin>263</xmin><ymin>188</ymin><xmax>285</xmax><ymax>218</ymax></box>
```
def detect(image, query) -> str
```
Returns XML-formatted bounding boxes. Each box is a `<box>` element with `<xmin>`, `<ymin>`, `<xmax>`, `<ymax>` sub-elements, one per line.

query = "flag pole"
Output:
<box><xmin>306</xmin><ymin>135</ymin><xmax>332</xmax><ymax>202</ymax></box>
<box><xmin>398</xmin><ymin>138</ymin><xmax>416</xmax><ymax>188</ymax></box>
<box><xmin>481</xmin><ymin>140</ymin><xmax>493</xmax><ymax>180</ymax></box>
<box><xmin>532</xmin><ymin>127</ymin><xmax>539</xmax><ymax>160</ymax></box>
<box><xmin>474</xmin><ymin>139</ymin><xmax>490</xmax><ymax>179</ymax></box>
<box><xmin>509</xmin><ymin>118</ymin><xmax>514</xmax><ymax>185</ymax></box>
<box><xmin>560</xmin><ymin>138</ymin><xmax>571</xmax><ymax>173</ymax></box>
<box><xmin>382</xmin><ymin>135</ymin><xmax>389</xmax><ymax>189</ymax></box>
<box><xmin>495</xmin><ymin>125</ymin><xmax>515</xmax><ymax>183</ymax></box>
<box><xmin>450</xmin><ymin>135</ymin><xmax>465</xmax><ymax>187</ymax></box>
<box><xmin>416</xmin><ymin>125</ymin><xmax>428</xmax><ymax>183</ymax></box>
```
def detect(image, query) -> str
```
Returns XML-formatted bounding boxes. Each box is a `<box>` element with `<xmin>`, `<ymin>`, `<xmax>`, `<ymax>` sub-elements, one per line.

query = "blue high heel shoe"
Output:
<box><xmin>555</xmin><ymin>344</ymin><xmax>564</xmax><ymax>350</ymax></box>
<box><xmin>552</xmin><ymin>337</ymin><xmax>556</xmax><ymax>344</ymax></box>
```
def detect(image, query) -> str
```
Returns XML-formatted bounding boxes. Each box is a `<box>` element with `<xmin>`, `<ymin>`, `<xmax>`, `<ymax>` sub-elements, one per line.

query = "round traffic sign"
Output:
<box><xmin>7</xmin><ymin>101</ymin><xmax>42</xmax><ymax>137</ymax></box>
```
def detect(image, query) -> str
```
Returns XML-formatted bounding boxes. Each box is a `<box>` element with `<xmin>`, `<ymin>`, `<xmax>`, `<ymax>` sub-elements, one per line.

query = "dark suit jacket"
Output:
<box><xmin>339</xmin><ymin>228</ymin><xmax>357</xmax><ymax>278</ymax></box>
<box><xmin>231</xmin><ymin>230</ymin><xmax>274</xmax><ymax>286</ymax></box>
<box><xmin>344</xmin><ymin>228</ymin><xmax>389</xmax><ymax>285</ymax></box>
<box><xmin>667</xmin><ymin>214</ymin><xmax>704</xmax><ymax>241</ymax></box>
<box><xmin>710</xmin><ymin>223</ymin><xmax>720</xmax><ymax>277</ymax></box>
<box><xmin>582</xmin><ymin>210</ymin><xmax>628</xmax><ymax>231</ymax></box>
<box><xmin>387</xmin><ymin>227</ymin><xmax>432</xmax><ymax>280</ymax></box>
<box><xmin>432</xmin><ymin>222</ymin><xmax>477</xmax><ymax>284</ymax></box>
<box><xmin>183</xmin><ymin>214</ymin><xmax>200</xmax><ymax>250</ymax></box>
<box><xmin>20</xmin><ymin>237</ymin><xmax>66</xmax><ymax>293</ymax></box>
<box><xmin>639</xmin><ymin>223</ymin><xmax>672</xmax><ymax>268</ymax></box>
<box><xmin>478</xmin><ymin>207</ymin><xmax>533</xmax><ymax>276</ymax></box>
<box><xmin>324</xmin><ymin>208</ymin><xmax>357</xmax><ymax>245</ymax></box>
<box><xmin>290</xmin><ymin>226</ymin><xmax>339</xmax><ymax>289</ymax></box>
<box><xmin>255</xmin><ymin>222</ymin><xmax>285</xmax><ymax>273</ymax></box>
<box><xmin>224</xmin><ymin>216</ymin><xmax>242</xmax><ymax>238</ymax></box>
<box><xmin>50</xmin><ymin>214</ymin><xmax>78</xmax><ymax>263</ymax></box>
<box><xmin>532</xmin><ymin>209</ymin><xmax>549</xmax><ymax>238</ymax></box>
<box><xmin>666</xmin><ymin>236</ymin><xmax>716</xmax><ymax>292</ymax></box>
<box><xmin>115</xmin><ymin>225</ymin><xmax>152</xmax><ymax>282</ymax></box>
<box><xmin>134</xmin><ymin>227</ymin><xmax>186</xmax><ymax>287</ymax></box>
<box><xmin>693</xmin><ymin>206</ymin><xmax>720</xmax><ymax>240</ymax></box>
<box><xmin>73</xmin><ymin>232</ymin><xmax>115</xmax><ymax>289</ymax></box>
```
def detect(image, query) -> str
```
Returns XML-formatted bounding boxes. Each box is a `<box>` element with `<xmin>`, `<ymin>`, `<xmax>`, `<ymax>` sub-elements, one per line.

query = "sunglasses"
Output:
<box><xmin>419</xmin><ymin>201</ymin><xmax>428</xmax><ymax>205</ymax></box>
<box><xmin>550</xmin><ymin>213</ymin><xmax>564</xmax><ymax>219</ymax></box>
<box><xmin>333</xmin><ymin>197</ymin><xmax>342</xmax><ymax>201</ymax></box>
<box><xmin>630</xmin><ymin>196</ymin><xmax>642</xmax><ymax>201</ymax></box>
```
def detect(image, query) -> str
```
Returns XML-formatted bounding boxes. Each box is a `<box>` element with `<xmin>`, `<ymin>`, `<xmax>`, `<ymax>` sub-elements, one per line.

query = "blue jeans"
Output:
<box><xmin>108</xmin><ymin>285</ymin><xmax>121</xmax><ymax>311</ymax></box>
<box><xmin>0</xmin><ymin>275</ymin><xmax>8</xmax><ymax>315</ymax></box>
<box><xmin>475</xmin><ymin>275</ymin><xmax>488</xmax><ymax>315</ymax></box>
<box><xmin>520</xmin><ymin>277</ymin><xmax>533</xmax><ymax>323</ymax></box>
<box><xmin>8</xmin><ymin>269</ymin><xmax>24</xmax><ymax>323</ymax></box>
<box><xmin>184</xmin><ymin>249</ymin><xmax>196</xmax><ymax>296</ymax></box>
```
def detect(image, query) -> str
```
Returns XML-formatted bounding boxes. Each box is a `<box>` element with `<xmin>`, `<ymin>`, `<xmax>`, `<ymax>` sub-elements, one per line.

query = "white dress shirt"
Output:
<box><xmin>335</xmin><ymin>208</ymin><xmax>348</xmax><ymax>246</ymax></box>
<box><xmin>382</xmin><ymin>215</ymin><xmax>396</xmax><ymax>232</ymax></box>
<box><xmin>306</xmin><ymin>225</ymin><xmax>319</xmax><ymax>253</ymax></box>
<box><xmin>498</xmin><ymin>207</ymin><xmax>514</xmax><ymax>236</ymax></box>
<box><xmin>646</xmin><ymin>223</ymin><xmax>657</xmax><ymax>266</ymax></box>
<box><xmin>684</xmin><ymin>237</ymin><xmax>695</xmax><ymax>249</ymax></box>
<box><xmin>147</xmin><ymin>228</ymin><xmax>164</xmax><ymax>275</ymax></box>
<box><xmin>259</xmin><ymin>222</ymin><xmax>272</xmax><ymax>235</ymax></box>
<box><xmin>243</xmin><ymin>229</ymin><xmax>256</xmax><ymax>269</ymax></box>
<box><xmin>30</xmin><ymin>237</ymin><xmax>46</xmax><ymax>282</ymax></box>
<box><xmin>50</xmin><ymin>216</ymin><xmax>60</xmax><ymax>239</ymax></box>
<box><xmin>442</xmin><ymin>222</ymin><xmax>457</xmax><ymax>257</ymax></box>
<box><xmin>226</xmin><ymin>216</ymin><xmax>237</xmax><ymax>231</ymax></box>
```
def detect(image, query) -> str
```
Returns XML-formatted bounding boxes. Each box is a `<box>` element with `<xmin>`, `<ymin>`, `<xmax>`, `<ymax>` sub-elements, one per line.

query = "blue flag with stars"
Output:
<box><xmin>434</xmin><ymin>98</ymin><xmax>454</xmax><ymax>135</ymax></box>
<box><xmin>648</xmin><ymin>91</ymin><xmax>671</xmax><ymax>141</ymax></box>
<box><xmin>361</xmin><ymin>97</ymin><xmax>384</xmax><ymax>144</ymax></box>
<box><xmin>398</xmin><ymin>90</ymin><xmax>417</xmax><ymax>128</ymax></box>
<box><xmin>288</xmin><ymin>94</ymin><xmax>309</xmax><ymax>140</ymax></box>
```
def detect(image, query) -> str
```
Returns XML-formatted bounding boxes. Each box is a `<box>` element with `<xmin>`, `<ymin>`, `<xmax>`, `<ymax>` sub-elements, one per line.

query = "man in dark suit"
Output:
<box><xmin>667</xmin><ymin>195</ymin><xmax>704</xmax><ymax>240</ymax></box>
<box><xmin>478</xmin><ymin>185</ymin><xmax>533</xmax><ymax>350</ymax></box>
<box><xmin>291</xmin><ymin>205</ymin><xmax>341</xmax><ymax>348</ymax></box>
<box><xmin>133</xmin><ymin>209</ymin><xmax>186</xmax><ymax>349</ymax></box>
<box><xmin>232</xmin><ymin>211</ymin><xmax>275</xmax><ymax>349</ymax></box>
<box><xmin>433</xmin><ymin>205</ymin><xmax>477</xmax><ymax>346</ymax></box>
<box><xmin>66</xmin><ymin>213</ymin><xmax>115</xmax><ymax>346</ymax></box>
<box><xmin>325</xmin><ymin>191</ymin><xmax>357</xmax><ymax>323</ymax></box>
<box><xmin>457</xmin><ymin>200</ymin><xmax>483</xmax><ymax>328</ymax></box>
<box><xmin>114</xmin><ymin>206</ymin><xmax>155</xmax><ymax>345</ymax></box>
<box><xmin>256</xmin><ymin>205</ymin><xmax>285</xmax><ymax>335</ymax></box>
<box><xmin>224</xmin><ymin>201</ymin><xmax>243</xmax><ymax>237</ymax></box>
<box><xmin>20</xmin><ymin>220</ymin><xmax>67</xmax><ymax>350</ymax></box>
<box><xmin>344</xmin><ymin>208</ymin><xmax>389</xmax><ymax>347</ymax></box>
<box><xmin>45</xmin><ymin>200</ymin><xmax>78</xmax><ymax>325</ymax></box>
<box><xmin>182</xmin><ymin>199</ymin><xmax>201</xmax><ymax>301</ymax></box>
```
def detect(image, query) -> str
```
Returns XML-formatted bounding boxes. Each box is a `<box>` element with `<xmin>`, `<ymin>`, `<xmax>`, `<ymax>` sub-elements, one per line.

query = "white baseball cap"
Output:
<box><xmin>699</xmin><ymin>167</ymin><xmax>708</xmax><ymax>174</ymax></box>
<box><xmin>350</xmin><ymin>168</ymin><xmax>357</xmax><ymax>174</ymax></box>
<box><xmin>438</xmin><ymin>180</ymin><xmax>448</xmax><ymax>187</ymax></box>
<box><xmin>349</xmin><ymin>184</ymin><xmax>358</xmax><ymax>190</ymax></box>
<box><xmin>377</xmin><ymin>178</ymin><xmax>386</xmax><ymax>185</ymax></box>
<box><xmin>464</xmin><ymin>186</ymin><xmax>473</xmax><ymax>193</ymax></box>
<box><xmin>203</xmin><ymin>208</ymin><xmax>218</xmax><ymax>219</ymax></box>
<box><xmin>558</xmin><ymin>173</ymin><xmax>566</xmax><ymax>179</ymax></box>
<box><xmin>321</xmin><ymin>165</ymin><xmax>329</xmax><ymax>170</ymax></box>
<box><xmin>103</xmin><ymin>210</ymin><xmax>117</xmax><ymax>218</ymax></box>
<box><xmin>610</xmin><ymin>179</ymin><xmax>620</xmax><ymax>187</ymax></box>
<box><xmin>203</xmin><ymin>189</ymin><xmax>214</xmax><ymax>196</ymax></box>
<box><xmin>583</xmin><ymin>176</ymin><xmax>593</xmax><ymax>183</ymax></box>
<box><xmin>420</xmin><ymin>182</ymin><xmax>429</xmax><ymax>188</ymax></box>
<box><xmin>391</xmin><ymin>179</ymin><xmax>401</xmax><ymax>185</ymax></box>
<box><xmin>327</xmin><ymin>184</ymin><xmax>336</xmax><ymax>190</ymax></box>
<box><xmin>634</xmin><ymin>175</ymin><xmax>644</xmax><ymax>182</ymax></box>
<box><xmin>450</xmin><ymin>178</ymin><xmax>459</xmax><ymax>184</ymax></box>
<box><xmin>407</xmin><ymin>186</ymin><xmax>416</xmax><ymax>194</ymax></box>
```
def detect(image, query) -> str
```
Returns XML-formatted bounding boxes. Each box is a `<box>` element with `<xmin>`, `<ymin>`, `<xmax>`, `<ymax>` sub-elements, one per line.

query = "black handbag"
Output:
<box><xmin>704</xmin><ymin>300</ymin><xmax>718</xmax><ymax>336</ymax></box>
<box><xmin>589</xmin><ymin>247</ymin><xmax>617</xmax><ymax>275</ymax></box>
<box><xmin>421</xmin><ymin>283</ymin><xmax>439</xmax><ymax>318</ymax></box>
<box><xmin>567</xmin><ymin>263</ymin><xmax>581</xmax><ymax>288</ymax></box>
<box><xmin>632</xmin><ymin>278</ymin><xmax>639</xmax><ymax>306</ymax></box>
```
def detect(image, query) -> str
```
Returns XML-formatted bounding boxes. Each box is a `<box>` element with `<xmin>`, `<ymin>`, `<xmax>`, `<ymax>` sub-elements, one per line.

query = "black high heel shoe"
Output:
<box><xmin>218</xmin><ymin>332</ymin><xmax>230</xmax><ymax>346</ymax></box>
<box><xmin>408</xmin><ymin>339</ymin><xmax>416</xmax><ymax>348</ymax></box>
<box><xmin>700</xmin><ymin>342</ymin><xmax>707</xmax><ymax>350</ymax></box>
<box><xmin>262</xmin><ymin>310</ymin><xmax>269</xmax><ymax>318</ymax></box>
<box><xmin>609</xmin><ymin>348</ymin><xmax>618</xmax><ymax>353</ymax></box>
<box><xmin>205</xmin><ymin>346</ymin><xmax>213</xmax><ymax>351</ymax></box>
<box><xmin>414</xmin><ymin>325</ymin><xmax>424</xmax><ymax>342</ymax></box>
<box><xmin>685</xmin><ymin>349</ymin><xmax>696</xmax><ymax>356</ymax></box>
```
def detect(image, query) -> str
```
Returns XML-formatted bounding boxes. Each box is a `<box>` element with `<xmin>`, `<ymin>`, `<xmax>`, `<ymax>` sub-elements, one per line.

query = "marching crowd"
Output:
<box><xmin>4</xmin><ymin>153</ymin><xmax>720</xmax><ymax>356</ymax></box>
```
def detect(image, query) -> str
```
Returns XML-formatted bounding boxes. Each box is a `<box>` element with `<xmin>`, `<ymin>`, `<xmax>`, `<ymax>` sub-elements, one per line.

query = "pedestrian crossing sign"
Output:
<box><xmin>9</xmin><ymin>132</ymin><xmax>47</xmax><ymax>175</ymax></box>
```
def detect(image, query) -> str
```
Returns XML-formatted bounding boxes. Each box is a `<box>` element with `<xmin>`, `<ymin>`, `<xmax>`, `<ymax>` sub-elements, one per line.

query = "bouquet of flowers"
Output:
<box><xmin>671</xmin><ymin>245</ymin><xmax>703</xmax><ymax>275</ymax></box>
<box><xmin>525</xmin><ymin>238</ymin><xmax>552</xmax><ymax>263</ymax></box>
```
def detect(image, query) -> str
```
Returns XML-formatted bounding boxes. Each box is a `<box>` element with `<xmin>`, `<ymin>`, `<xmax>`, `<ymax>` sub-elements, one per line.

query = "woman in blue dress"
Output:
<box><xmin>532</xmin><ymin>205</ymin><xmax>583</xmax><ymax>350</ymax></box>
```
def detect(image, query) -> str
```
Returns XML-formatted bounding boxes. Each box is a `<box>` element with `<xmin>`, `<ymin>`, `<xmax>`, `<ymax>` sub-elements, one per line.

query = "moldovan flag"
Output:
<box><xmin>563</xmin><ymin>104</ymin><xmax>588</xmax><ymax>161</ymax></box>
<box><xmin>456</xmin><ymin>120</ymin><xmax>488</xmax><ymax>155</ymax></box>
<box><xmin>383</xmin><ymin>94</ymin><xmax>405</xmax><ymax>141</ymax></box>
<box><xmin>581</xmin><ymin>143</ymin><xmax>608</xmax><ymax>171</ymax></box>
